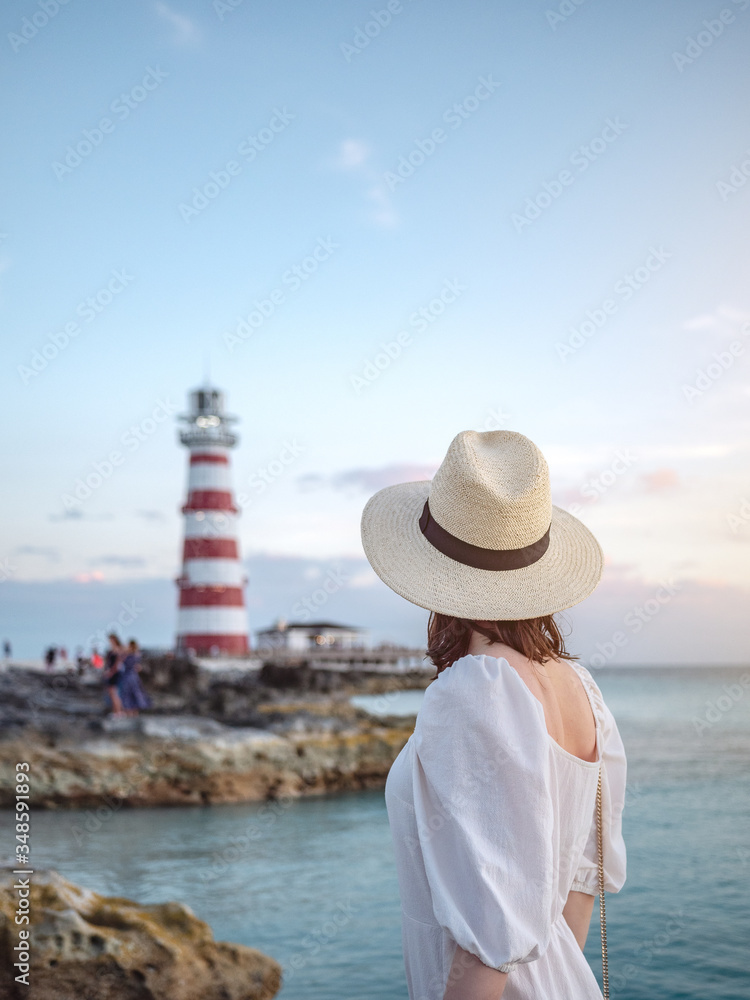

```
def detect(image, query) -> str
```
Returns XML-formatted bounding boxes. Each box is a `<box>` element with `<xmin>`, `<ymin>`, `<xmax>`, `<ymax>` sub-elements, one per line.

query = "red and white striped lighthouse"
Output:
<box><xmin>175</xmin><ymin>386</ymin><xmax>249</xmax><ymax>657</ymax></box>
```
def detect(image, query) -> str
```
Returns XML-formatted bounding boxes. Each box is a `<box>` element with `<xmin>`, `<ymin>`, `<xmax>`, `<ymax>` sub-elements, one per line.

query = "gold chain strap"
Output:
<box><xmin>596</xmin><ymin>765</ymin><xmax>609</xmax><ymax>1000</ymax></box>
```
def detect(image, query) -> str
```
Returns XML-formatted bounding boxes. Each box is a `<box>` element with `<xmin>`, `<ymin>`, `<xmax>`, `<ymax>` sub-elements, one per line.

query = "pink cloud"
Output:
<box><xmin>639</xmin><ymin>468</ymin><xmax>680</xmax><ymax>492</ymax></box>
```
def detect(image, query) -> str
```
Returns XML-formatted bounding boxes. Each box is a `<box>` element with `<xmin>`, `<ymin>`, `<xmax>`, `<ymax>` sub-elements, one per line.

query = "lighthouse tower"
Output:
<box><xmin>175</xmin><ymin>386</ymin><xmax>249</xmax><ymax>656</ymax></box>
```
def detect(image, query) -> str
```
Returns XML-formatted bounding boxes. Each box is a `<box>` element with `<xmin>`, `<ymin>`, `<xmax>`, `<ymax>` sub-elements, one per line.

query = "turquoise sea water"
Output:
<box><xmin>23</xmin><ymin>666</ymin><xmax>750</xmax><ymax>999</ymax></box>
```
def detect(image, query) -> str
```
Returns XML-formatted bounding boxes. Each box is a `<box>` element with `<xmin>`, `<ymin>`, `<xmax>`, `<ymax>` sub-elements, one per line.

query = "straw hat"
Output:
<box><xmin>360</xmin><ymin>430</ymin><xmax>603</xmax><ymax>620</ymax></box>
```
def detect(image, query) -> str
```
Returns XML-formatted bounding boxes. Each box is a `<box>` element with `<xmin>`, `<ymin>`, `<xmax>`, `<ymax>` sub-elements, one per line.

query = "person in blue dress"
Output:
<box><xmin>118</xmin><ymin>639</ymin><xmax>150</xmax><ymax>716</ymax></box>
<box><xmin>104</xmin><ymin>634</ymin><xmax>125</xmax><ymax>716</ymax></box>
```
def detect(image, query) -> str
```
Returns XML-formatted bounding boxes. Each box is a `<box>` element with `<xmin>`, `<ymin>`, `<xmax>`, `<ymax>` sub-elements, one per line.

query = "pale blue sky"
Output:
<box><xmin>2</xmin><ymin>0</ymin><xmax>749</xmax><ymax>659</ymax></box>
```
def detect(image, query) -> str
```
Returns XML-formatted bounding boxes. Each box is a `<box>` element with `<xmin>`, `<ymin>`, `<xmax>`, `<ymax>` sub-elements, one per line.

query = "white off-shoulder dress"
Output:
<box><xmin>385</xmin><ymin>653</ymin><xmax>627</xmax><ymax>1000</ymax></box>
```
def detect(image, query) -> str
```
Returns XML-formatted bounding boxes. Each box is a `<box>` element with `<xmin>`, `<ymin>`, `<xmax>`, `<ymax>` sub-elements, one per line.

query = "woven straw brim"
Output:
<box><xmin>361</xmin><ymin>481</ymin><xmax>603</xmax><ymax>620</ymax></box>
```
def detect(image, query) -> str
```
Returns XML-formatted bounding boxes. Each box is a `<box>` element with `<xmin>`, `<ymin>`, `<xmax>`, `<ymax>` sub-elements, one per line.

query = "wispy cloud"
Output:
<box><xmin>683</xmin><ymin>303</ymin><xmax>750</xmax><ymax>332</ymax></box>
<box><xmin>683</xmin><ymin>313</ymin><xmax>717</xmax><ymax>331</ymax></box>
<box><xmin>547</xmin><ymin>442</ymin><xmax>736</xmax><ymax>471</ymax></box>
<box><xmin>329</xmin><ymin>137</ymin><xmax>399</xmax><ymax>229</ymax></box>
<box><xmin>136</xmin><ymin>509</ymin><xmax>166</xmax><ymax>521</ymax></box>
<box><xmin>13</xmin><ymin>545</ymin><xmax>60</xmax><ymax>562</ymax></box>
<box><xmin>299</xmin><ymin>463</ymin><xmax>437</xmax><ymax>494</ymax></box>
<box><xmin>717</xmin><ymin>304</ymin><xmax>749</xmax><ymax>323</ymax></box>
<box><xmin>155</xmin><ymin>1</ymin><xmax>199</xmax><ymax>44</ymax></box>
<box><xmin>90</xmin><ymin>555</ymin><xmax>147</xmax><ymax>567</ymax></box>
<box><xmin>365</xmin><ymin>182</ymin><xmax>399</xmax><ymax>228</ymax></box>
<box><xmin>638</xmin><ymin>444</ymin><xmax>736</xmax><ymax>460</ymax></box>
<box><xmin>49</xmin><ymin>510</ymin><xmax>113</xmax><ymax>522</ymax></box>
<box><xmin>333</xmin><ymin>139</ymin><xmax>371</xmax><ymax>170</ymax></box>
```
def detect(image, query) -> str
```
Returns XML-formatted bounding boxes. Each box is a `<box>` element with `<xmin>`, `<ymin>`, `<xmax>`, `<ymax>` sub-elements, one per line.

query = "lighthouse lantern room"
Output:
<box><xmin>175</xmin><ymin>386</ymin><xmax>249</xmax><ymax>656</ymax></box>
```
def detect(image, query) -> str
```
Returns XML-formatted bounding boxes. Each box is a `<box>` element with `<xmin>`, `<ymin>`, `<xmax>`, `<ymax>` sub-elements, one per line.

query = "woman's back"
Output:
<box><xmin>384</xmin><ymin>653</ymin><xmax>627</xmax><ymax>999</ymax></box>
<box><xmin>470</xmin><ymin>639</ymin><xmax>599</xmax><ymax>764</ymax></box>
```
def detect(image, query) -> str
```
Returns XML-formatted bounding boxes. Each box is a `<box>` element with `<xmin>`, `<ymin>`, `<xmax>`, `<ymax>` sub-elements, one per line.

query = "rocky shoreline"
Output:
<box><xmin>0</xmin><ymin>658</ymin><xmax>428</xmax><ymax>810</ymax></box>
<box><xmin>0</xmin><ymin>868</ymin><xmax>281</xmax><ymax>1000</ymax></box>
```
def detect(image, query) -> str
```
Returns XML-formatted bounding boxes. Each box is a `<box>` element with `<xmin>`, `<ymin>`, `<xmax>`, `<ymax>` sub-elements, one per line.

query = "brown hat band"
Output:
<box><xmin>418</xmin><ymin>500</ymin><xmax>551</xmax><ymax>571</ymax></box>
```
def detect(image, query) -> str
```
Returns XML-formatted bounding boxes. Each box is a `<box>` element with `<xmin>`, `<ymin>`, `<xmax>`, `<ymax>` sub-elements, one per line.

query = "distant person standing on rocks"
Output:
<box><xmin>44</xmin><ymin>646</ymin><xmax>56</xmax><ymax>672</ymax></box>
<box><xmin>2</xmin><ymin>639</ymin><xmax>10</xmax><ymax>662</ymax></box>
<box><xmin>104</xmin><ymin>634</ymin><xmax>125</xmax><ymax>717</ymax></box>
<box><xmin>118</xmin><ymin>639</ymin><xmax>150</xmax><ymax>716</ymax></box>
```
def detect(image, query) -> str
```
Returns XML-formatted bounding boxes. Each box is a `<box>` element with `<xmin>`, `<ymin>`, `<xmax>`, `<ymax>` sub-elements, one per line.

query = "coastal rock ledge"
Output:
<box><xmin>0</xmin><ymin>868</ymin><xmax>281</xmax><ymax>1000</ymax></box>
<box><xmin>0</xmin><ymin>708</ymin><xmax>415</xmax><ymax>810</ymax></box>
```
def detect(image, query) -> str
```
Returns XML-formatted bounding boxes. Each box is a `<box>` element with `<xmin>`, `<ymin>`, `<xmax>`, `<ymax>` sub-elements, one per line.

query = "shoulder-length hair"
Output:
<box><xmin>426</xmin><ymin>612</ymin><xmax>577</xmax><ymax>676</ymax></box>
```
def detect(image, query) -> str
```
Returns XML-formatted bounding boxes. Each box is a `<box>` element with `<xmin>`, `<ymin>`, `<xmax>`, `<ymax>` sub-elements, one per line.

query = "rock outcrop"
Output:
<box><xmin>0</xmin><ymin>658</ymin><xmax>430</xmax><ymax>733</ymax></box>
<box><xmin>0</xmin><ymin>663</ymin><xmax>423</xmax><ymax>809</ymax></box>
<box><xmin>0</xmin><ymin>703</ymin><xmax>414</xmax><ymax>809</ymax></box>
<box><xmin>0</xmin><ymin>868</ymin><xmax>281</xmax><ymax>1000</ymax></box>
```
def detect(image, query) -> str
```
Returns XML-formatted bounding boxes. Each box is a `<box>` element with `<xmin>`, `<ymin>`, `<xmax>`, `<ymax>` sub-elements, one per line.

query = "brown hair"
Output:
<box><xmin>427</xmin><ymin>612</ymin><xmax>577</xmax><ymax>676</ymax></box>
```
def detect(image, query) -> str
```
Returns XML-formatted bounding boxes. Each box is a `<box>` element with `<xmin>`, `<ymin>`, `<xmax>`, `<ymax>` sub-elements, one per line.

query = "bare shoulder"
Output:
<box><xmin>485</xmin><ymin>643</ymin><xmax>538</xmax><ymax>684</ymax></box>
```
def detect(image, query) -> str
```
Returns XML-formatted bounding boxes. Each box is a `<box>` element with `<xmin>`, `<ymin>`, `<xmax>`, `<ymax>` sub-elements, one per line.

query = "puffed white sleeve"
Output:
<box><xmin>410</xmin><ymin>655</ymin><xmax>556</xmax><ymax>974</ymax></box>
<box><xmin>569</xmin><ymin>667</ymin><xmax>627</xmax><ymax>896</ymax></box>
